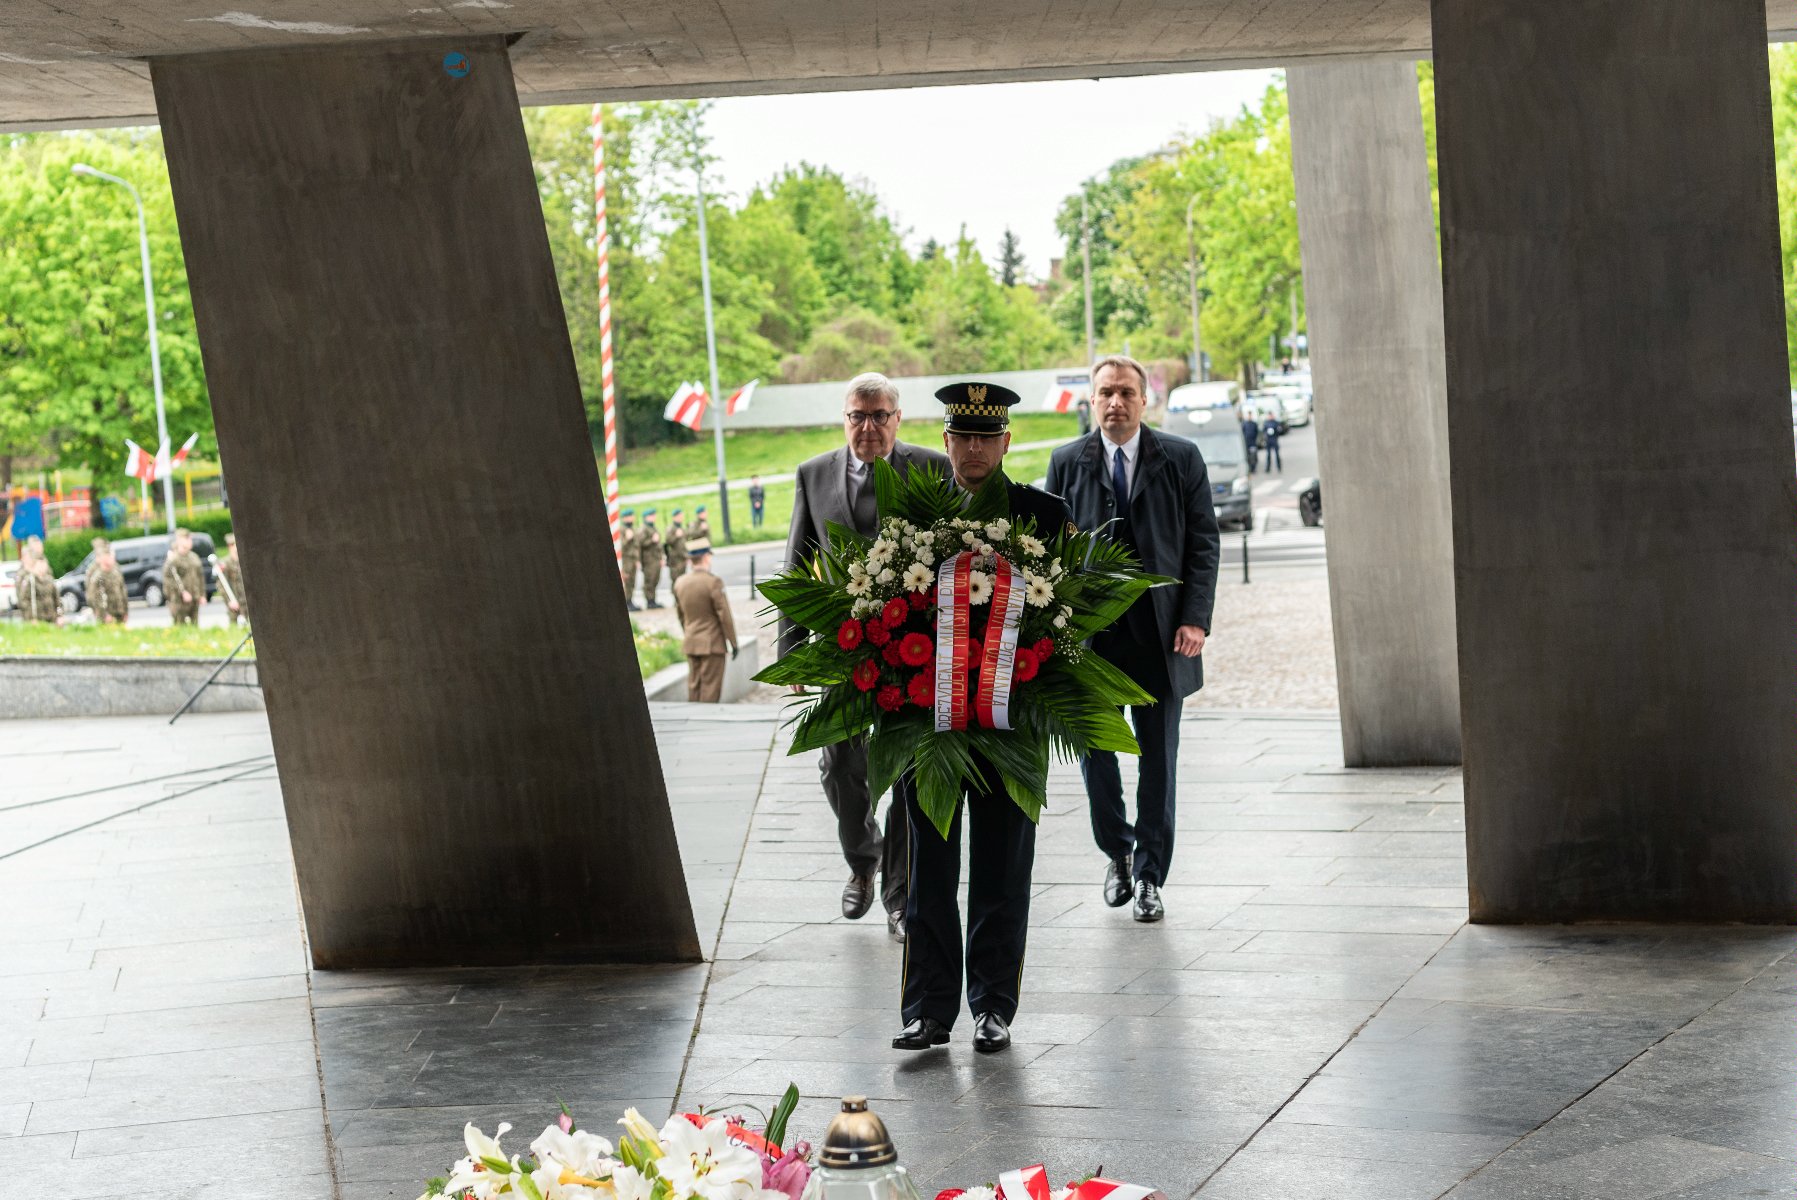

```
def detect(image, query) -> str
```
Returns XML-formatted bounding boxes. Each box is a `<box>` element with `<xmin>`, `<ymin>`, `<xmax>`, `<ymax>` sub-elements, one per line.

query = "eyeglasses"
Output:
<box><xmin>844</xmin><ymin>410</ymin><xmax>897</xmax><ymax>427</ymax></box>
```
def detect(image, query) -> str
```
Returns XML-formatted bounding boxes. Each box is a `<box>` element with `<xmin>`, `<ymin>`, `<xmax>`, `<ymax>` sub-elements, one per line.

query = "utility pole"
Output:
<box><xmin>1081</xmin><ymin>191</ymin><xmax>1097</xmax><ymax>367</ymax></box>
<box><xmin>1185</xmin><ymin>192</ymin><xmax>1205</xmax><ymax>382</ymax></box>
<box><xmin>694</xmin><ymin>162</ymin><xmax>731</xmax><ymax>541</ymax></box>
<box><xmin>1289</xmin><ymin>284</ymin><xmax>1300</xmax><ymax>364</ymax></box>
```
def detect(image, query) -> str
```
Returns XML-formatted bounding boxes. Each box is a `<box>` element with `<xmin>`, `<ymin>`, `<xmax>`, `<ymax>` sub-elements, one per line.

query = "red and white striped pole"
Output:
<box><xmin>592</xmin><ymin>102</ymin><xmax>623</xmax><ymax>570</ymax></box>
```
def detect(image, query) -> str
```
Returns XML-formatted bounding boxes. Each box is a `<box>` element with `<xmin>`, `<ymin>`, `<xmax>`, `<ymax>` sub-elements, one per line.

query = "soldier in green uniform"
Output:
<box><xmin>85</xmin><ymin>539</ymin><xmax>128</xmax><ymax>625</ymax></box>
<box><xmin>690</xmin><ymin>504</ymin><xmax>713</xmax><ymax>545</ymax></box>
<box><xmin>618</xmin><ymin>509</ymin><xmax>640</xmax><ymax>611</ymax></box>
<box><xmin>638</xmin><ymin>508</ymin><xmax>664</xmax><ymax>609</ymax></box>
<box><xmin>16</xmin><ymin>555</ymin><xmax>62</xmax><ymax>624</ymax></box>
<box><xmin>218</xmin><ymin>533</ymin><xmax>248</xmax><ymax>626</ymax></box>
<box><xmin>664</xmin><ymin>508</ymin><xmax>689</xmax><ymax>588</ymax></box>
<box><xmin>163</xmin><ymin>528</ymin><xmax>205</xmax><ymax>626</ymax></box>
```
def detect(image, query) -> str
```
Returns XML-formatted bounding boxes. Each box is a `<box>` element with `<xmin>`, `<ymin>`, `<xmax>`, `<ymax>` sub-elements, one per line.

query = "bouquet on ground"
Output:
<box><xmin>419</xmin><ymin>1087</ymin><xmax>812</xmax><ymax>1200</ymax></box>
<box><xmin>754</xmin><ymin>460</ymin><xmax>1172</xmax><ymax>834</ymax></box>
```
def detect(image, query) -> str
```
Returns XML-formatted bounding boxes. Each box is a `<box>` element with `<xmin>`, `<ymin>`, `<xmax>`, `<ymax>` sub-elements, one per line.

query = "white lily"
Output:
<box><xmin>617</xmin><ymin>1109</ymin><xmax>663</xmax><ymax>1155</ymax></box>
<box><xmin>531</xmin><ymin>1124</ymin><xmax>617</xmax><ymax>1179</ymax></box>
<box><xmin>612</xmin><ymin>1165</ymin><xmax>658</xmax><ymax>1200</ymax></box>
<box><xmin>441</xmin><ymin>1122</ymin><xmax>521</xmax><ymax>1197</ymax></box>
<box><xmin>656</xmin><ymin>1115</ymin><xmax>764</xmax><ymax>1200</ymax></box>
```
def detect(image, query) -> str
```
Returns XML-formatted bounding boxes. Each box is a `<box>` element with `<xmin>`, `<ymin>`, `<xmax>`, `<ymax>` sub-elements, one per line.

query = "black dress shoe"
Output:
<box><xmin>971</xmin><ymin>1011</ymin><xmax>1011</xmax><ymax>1053</ymax></box>
<box><xmin>886</xmin><ymin>909</ymin><xmax>907</xmax><ymax>943</ymax></box>
<box><xmin>842</xmin><ymin>872</ymin><xmax>876</xmax><ymax>920</ymax></box>
<box><xmin>891</xmin><ymin>1016</ymin><xmax>950</xmax><ymax>1050</ymax></box>
<box><xmin>1133</xmin><ymin>879</ymin><xmax>1165</xmax><ymax>923</ymax></box>
<box><xmin>1103</xmin><ymin>855</ymin><xmax>1133</xmax><ymax>907</ymax></box>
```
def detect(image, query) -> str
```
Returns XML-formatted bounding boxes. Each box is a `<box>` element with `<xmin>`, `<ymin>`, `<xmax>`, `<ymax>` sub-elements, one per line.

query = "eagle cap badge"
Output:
<box><xmin>967</xmin><ymin>384</ymin><xmax>987</xmax><ymax>404</ymax></box>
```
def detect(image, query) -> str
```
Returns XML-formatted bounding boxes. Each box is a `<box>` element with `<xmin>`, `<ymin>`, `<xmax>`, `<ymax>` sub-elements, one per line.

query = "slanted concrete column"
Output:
<box><xmin>1288</xmin><ymin>59</ymin><xmax>1461</xmax><ymax>769</ymax></box>
<box><xmin>1432</xmin><ymin>0</ymin><xmax>1797</xmax><ymax>922</ymax></box>
<box><xmin>152</xmin><ymin>37</ymin><xmax>701</xmax><ymax>966</ymax></box>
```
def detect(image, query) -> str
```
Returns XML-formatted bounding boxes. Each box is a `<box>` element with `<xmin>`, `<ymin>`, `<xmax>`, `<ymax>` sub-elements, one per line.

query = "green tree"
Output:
<box><xmin>1050</xmin><ymin>163</ymin><xmax>1151</xmax><ymax>348</ymax></box>
<box><xmin>908</xmin><ymin>233</ymin><xmax>1072</xmax><ymax>373</ymax></box>
<box><xmin>998</xmin><ymin>227</ymin><xmax>1024</xmax><ymax>287</ymax></box>
<box><xmin>754</xmin><ymin>164</ymin><xmax>916</xmax><ymax>317</ymax></box>
<box><xmin>779</xmin><ymin>308</ymin><xmax>928</xmax><ymax>382</ymax></box>
<box><xmin>1771</xmin><ymin>45</ymin><xmax>1797</xmax><ymax>384</ymax></box>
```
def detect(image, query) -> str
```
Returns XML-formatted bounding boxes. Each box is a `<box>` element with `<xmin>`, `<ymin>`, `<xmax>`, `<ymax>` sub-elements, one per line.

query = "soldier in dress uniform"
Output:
<box><xmin>163</xmin><ymin>528</ymin><xmax>205</xmax><ymax>625</ymax></box>
<box><xmin>892</xmin><ymin>381</ymin><xmax>1073</xmax><ymax>1057</ymax></box>
<box><xmin>672</xmin><ymin>537</ymin><xmax>737</xmax><ymax>703</ymax></box>
<box><xmin>664</xmin><ymin>508</ymin><xmax>689</xmax><ymax>588</ymax></box>
<box><xmin>85</xmin><ymin>539</ymin><xmax>128</xmax><ymax>625</ymax></box>
<box><xmin>618</xmin><ymin>509</ymin><xmax>641</xmax><ymax>611</ymax></box>
<box><xmin>16</xmin><ymin>555</ymin><xmax>62</xmax><ymax>624</ymax></box>
<box><xmin>218</xmin><ymin>533</ymin><xmax>249</xmax><ymax>626</ymax></box>
<box><xmin>637</xmin><ymin>508</ymin><xmax>664</xmax><ymax>609</ymax></box>
<box><xmin>690</xmin><ymin>505</ymin><xmax>712</xmax><ymax>545</ymax></box>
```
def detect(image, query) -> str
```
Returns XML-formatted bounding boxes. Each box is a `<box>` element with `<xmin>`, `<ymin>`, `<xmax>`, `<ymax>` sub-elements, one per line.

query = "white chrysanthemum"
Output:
<box><xmin>1024</xmin><ymin>574</ymin><xmax>1054</xmax><ymax>608</ymax></box>
<box><xmin>985</xmin><ymin>519</ymin><xmax>1010</xmax><ymax>541</ymax></box>
<box><xmin>903</xmin><ymin>562</ymin><xmax>934</xmax><ymax>592</ymax></box>
<box><xmin>967</xmin><ymin>571</ymin><xmax>992</xmax><ymax>606</ymax></box>
<box><xmin>1019</xmin><ymin>534</ymin><xmax>1047</xmax><ymax>558</ymax></box>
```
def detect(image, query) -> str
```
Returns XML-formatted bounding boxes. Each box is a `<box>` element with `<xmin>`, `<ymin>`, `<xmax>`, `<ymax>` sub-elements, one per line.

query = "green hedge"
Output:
<box><xmin>38</xmin><ymin>506</ymin><xmax>235</xmax><ymax>576</ymax></box>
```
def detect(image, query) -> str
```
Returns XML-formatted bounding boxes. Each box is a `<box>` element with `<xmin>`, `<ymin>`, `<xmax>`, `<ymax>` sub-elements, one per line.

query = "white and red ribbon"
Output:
<box><xmin>991</xmin><ymin>1166</ymin><xmax>1161</xmax><ymax>1200</ymax></box>
<box><xmin>998</xmin><ymin>1166</ymin><xmax>1051</xmax><ymax>1200</ymax></box>
<box><xmin>934</xmin><ymin>549</ymin><xmax>1026</xmax><ymax>734</ymax></box>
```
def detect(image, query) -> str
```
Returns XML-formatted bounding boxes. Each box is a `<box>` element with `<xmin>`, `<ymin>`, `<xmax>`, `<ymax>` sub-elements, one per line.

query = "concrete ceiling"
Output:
<box><xmin>6</xmin><ymin>0</ymin><xmax>1797</xmax><ymax>132</ymax></box>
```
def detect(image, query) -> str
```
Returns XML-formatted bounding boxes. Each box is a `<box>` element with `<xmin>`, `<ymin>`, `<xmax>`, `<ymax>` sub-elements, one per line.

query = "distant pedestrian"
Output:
<box><xmin>748</xmin><ymin>477</ymin><xmax>766</xmax><ymax>528</ymax></box>
<box><xmin>163</xmin><ymin>528</ymin><xmax>205</xmax><ymax>626</ymax></box>
<box><xmin>637</xmin><ymin>509</ymin><xmax>664</xmax><ymax>608</ymax></box>
<box><xmin>1241</xmin><ymin>413</ymin><xmax>1261</xmax><ymax>475</ymax></box>
<box><xmin>85</xmin><ymin>539</ymin><xmax>128</xmax><ymax>625</ymax></box>
<box><xmin>618</xmin><ymin>509</ymin><xmax>641</xmax><ymax>611</ymax></box>
<box><xmin>672</xmin><ymin>538</ymin><xmax>736</xmax><ymax>703</ymax></box>
<box><xmin>1261</xmin><ymin>416</ymin><xmax>1283</xmax><ymax>472</ymax></box>
<box><xmin>218</xmin><ymin>533</ymin><xmax>249</xmax><ymax>626</ymax></box>
<box><xmin>664</xmin><ymin>509</ymin><xmax>689</xmax><ymax>588</ymax></box>
<box><xmin>16</xmin><ymin>556</ymin><xmax>62</xmax><ymax>624</ymax></box>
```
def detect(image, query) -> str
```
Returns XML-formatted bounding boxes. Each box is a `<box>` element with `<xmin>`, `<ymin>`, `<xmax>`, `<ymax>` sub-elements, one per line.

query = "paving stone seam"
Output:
<box><xmin>1432</xmin><ymin>946</ymin><xmax>1797</xmax><ymax>1200</ymax></box>
<box><xmin>301</xmin><ymin>866</ymin><xmax>349</xmax><ymax>1200</ymax></box>
<box><xmin>1185</xmin><ymin>924</ymin><xmax>1466</xmax><ymax>1197</ymax></box>
<box><xmin>669</xmin><ymin>717</ymin><xmax>782</xmax><ymax>1116</ymax></box>
<box><xmin>0</xmin><ymin>752</ymin><xmax>276</xmax><ymax>814</ymax></box>
<box><xmin>0</xmin><ymin>760</ymin><xmax>277</xmax><ymax>863</ymax></box>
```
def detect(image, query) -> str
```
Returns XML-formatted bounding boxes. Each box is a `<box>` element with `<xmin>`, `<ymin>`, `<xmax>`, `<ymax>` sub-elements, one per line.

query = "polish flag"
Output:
<box><xmin>1040</xmin><ymin>383</ymin><xmax>1077</xmax><ymax>413</ymax></box>
<box><xmin>726</xmin><ymin>378</ymin><xmax>758</xmax><ymax>416</ymax></box>
<box><xmin>124</xmin><ymin>439</ymin><xmax>157</xmax><ymax>483</ymax></box>
<box><xmin>168</xmin><ymin>432</ymin><xmax>199</xmax><ymax>473</ymax></box>
<box><xmin>664</xmin><ymin>381</ymin><xmax>709</xmax><ymax>431</ymax></box>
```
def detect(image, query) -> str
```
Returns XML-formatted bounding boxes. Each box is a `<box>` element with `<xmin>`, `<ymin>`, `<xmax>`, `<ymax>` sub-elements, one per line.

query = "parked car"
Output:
<box><xmin>1296</xmin><ymin>477</ymin><xmax>1323</xmax><ymax>527</ymax></box>
<box><xmin>1163</xmin><ymin>384</ymin><xmax>1254</xmax><ymax>531</ymax></box>
<box><xmin>57</xmin><ymin>533</ymin><xmax>216</xmax><ymax>612</ymax></box>
<box><xmin>0</xmin><ymin>560</ymin><xmax>17</xmax><ymax>611</ymax></box>
<box><xmin>1252</xmin><ymin>385</ymin><xmax>1313</xmax><ymax>427</ymax></box>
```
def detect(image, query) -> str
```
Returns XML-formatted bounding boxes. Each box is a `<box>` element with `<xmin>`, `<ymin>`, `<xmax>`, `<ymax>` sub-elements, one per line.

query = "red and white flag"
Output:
<box><xmin>726</xmin><ymin>378</ymin><xmax>758</xmax><ymax>415</ymax></box>
<box><xmin>1040</xmin><ymin>382</ymin><xmax>1077</xmax><ymax>413</ymax></box>
<box><xmin>168</xmin><ymin>432</ymin><xmax>199</xmax><ymax>473</ymax></box>
<box><xmin>663</xmin><ymin>381</ymin><xmax>709</xmax><ymax>431</ymax></box>
<box><xmin>124</xmin><ymin>439</ymin><xmax>157</xmax><ymax>483</ymax></box>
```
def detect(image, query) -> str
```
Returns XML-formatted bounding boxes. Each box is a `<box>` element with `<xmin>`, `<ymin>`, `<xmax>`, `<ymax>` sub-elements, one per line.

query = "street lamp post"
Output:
<box><xmin>73</xmin><ymin>163</ymin><xmax>176</xmax><ymax>534</ymax></box>
<box><xmin>1185</xmin><ymin>192</ymin><xmax>1205</xmax><ymax>383</ymax></box>
<box><xmin>693</xmin><ymin>164</ymin><xmax>731</xmax><ymax>542</ymax></box>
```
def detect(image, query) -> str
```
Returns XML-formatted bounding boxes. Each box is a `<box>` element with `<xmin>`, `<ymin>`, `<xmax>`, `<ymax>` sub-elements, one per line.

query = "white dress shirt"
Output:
<box><xmin>1101</xmin><ymin>427</ymin><xmax>1142</xmax><ymax>495</ymax></box>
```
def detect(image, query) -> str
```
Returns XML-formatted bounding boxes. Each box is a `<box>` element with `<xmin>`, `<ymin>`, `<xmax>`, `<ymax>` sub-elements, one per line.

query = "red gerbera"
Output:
<box><xmin>1013</xmin><ymin>648</ymin><xmax>1040</xmax><ymax>682</ymax></box>
<box><xmin>1034</xmin><ymin>637</ymin><xmax>1055</xmax><ymax>660</ymax></box>
<box><xmin>908</xmin><ymin>591</ymin><xmax>928</xmax><ymax>610</ymax></box>
<box><xmin>875</xmin><ymin>684</ymin><xmax>905</xmax><ymax>712</ymax></box>
<box><xmin>882</xmin><ymin>640</ymin><xmax>905</xmax><ymax>666</ymax></box>
<box><xmin>837</xmin><ymin>619</ymin><xmax>864</xmax><ymax>651</ymax></box>
<box><xmin>852</xmin><ymin>658</ymin><xmax>880</xmax><ymax>691</ymax></box>
<box><xmin>881</xmin><ymin>596</ymin><xmax>909</xmax><ymax>628</ymax></box>
<box><xmin>898</xmin><ymin>632</ymin><xmax>933</xmax><ymax>667</ymax></box>
<box><xmin>865</xmin><ymin>619</ymin><xmax>892</xmax><ymax>647</ymax></box>
<box><xmin>964</xmin><ymin>637</ymin><xmax>984</xmax><ymax>663</ymax></box>
<box><xmin>907</xmin><ymin>671</ymin><xmax>933</xmax><ymax>708</ymax></box>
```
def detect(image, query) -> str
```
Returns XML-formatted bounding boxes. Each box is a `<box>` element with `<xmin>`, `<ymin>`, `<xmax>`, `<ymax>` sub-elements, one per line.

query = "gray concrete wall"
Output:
<box><xmin>699</xmin><ymin>368</ymin><xmax>1093</xmax><ymax>431</ymax></box>
<box><xmin>1433</xmin><ymin>0</ymin><xmax>1797</xmax><ymax>921</ymax></box>
<box><xmin>1288</xmin><ymin>59</ymin><xmax>1461</xmax><ymax>768</ymax></box>
<box><xmin>0</xmin><ymin>657</ymin><xmax>263</xmax><ymax>720</ymax></box>
<box><xmin>151</xmin><ymin>36</ymin><xmax>701</xmax><ymax>966</ymax></box>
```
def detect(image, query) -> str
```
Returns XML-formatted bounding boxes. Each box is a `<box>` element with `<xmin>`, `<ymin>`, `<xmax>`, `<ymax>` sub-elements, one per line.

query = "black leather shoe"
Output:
<box><xmin>1103</xmin><ymin>855</ymin><xmax>1133</xmax><ymax>907</ymax></box>
<box><xmin>971</xmin><ymin>1011</ymin><xmax>1011</xmax><ymax>1053</ymax></box>
<box><xmin>842</xmin><ymin>872</ymin><xmax>876</xmax><ymax>920</ymax></box>
<box><xmin>1133</xmin><ymin>879</ymin><xmax>1165</xmax><ymax>923</ymax></box>
<box><xmin>891</xmin><ymin>1016</ymin><xmax>950</xmax><ymax>1050</ymax></box>
<box><xmin>886</xmin><ymin>909</ymin><xmax>907</xmax><ymax>943</ymax></box>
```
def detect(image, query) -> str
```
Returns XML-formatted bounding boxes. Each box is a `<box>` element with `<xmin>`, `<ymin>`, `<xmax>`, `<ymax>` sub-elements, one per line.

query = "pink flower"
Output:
<box><xmin>764</xmin><ymin>1149</ymin><xmax>813</xmax><ymax>1200</ymax></box>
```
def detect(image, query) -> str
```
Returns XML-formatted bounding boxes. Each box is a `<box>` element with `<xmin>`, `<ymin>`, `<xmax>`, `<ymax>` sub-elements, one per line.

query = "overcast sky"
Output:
<box><xmin>702</xmin><ymin>69</ymin><xmax>1280</xmax><ymax>282</ymax></box>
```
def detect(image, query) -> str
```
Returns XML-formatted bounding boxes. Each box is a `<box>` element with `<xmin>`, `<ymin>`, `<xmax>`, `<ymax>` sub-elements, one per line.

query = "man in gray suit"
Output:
<box><xmin>781</xmin><ymin>371</ymin><xmax>951</xmax><ymax>942</ymax></box>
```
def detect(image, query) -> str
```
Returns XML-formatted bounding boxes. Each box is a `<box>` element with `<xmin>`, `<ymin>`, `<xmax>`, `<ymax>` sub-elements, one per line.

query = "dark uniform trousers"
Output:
<box><xmin>821</xmin><ymin>737</ymin><xmax>907</xmax><ymax>916</ymax></box>
<box><xmin>899</xmin><ymin>758</ymin><xmax>1037</xmax><ymax>1027</ymax></box>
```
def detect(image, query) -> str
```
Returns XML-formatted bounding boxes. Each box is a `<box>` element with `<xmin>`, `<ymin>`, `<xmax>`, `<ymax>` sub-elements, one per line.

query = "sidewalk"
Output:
<box><xmin>4</xmin><ymin>708</ymin><xmax>1792</xmax><ymax>1200</ymax></box>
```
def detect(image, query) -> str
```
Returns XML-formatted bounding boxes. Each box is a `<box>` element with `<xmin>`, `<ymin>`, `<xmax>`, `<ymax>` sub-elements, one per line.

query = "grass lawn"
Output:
<box><xmin>0</xmin><ymin>620</ymin><xmax>684</xmax><ymax>680</ymax></box>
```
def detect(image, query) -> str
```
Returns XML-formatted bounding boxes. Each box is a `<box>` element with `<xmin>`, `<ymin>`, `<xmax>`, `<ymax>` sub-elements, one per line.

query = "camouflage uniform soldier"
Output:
<box><xmin>638</xmin><ymin>509</ymin><xmax>664</xmax><ymax>608</ymax></box>
<box><xmin>16</xmin><ymin>557</ymin><xmax>61</xmax><ymax>624</ymax></box>
<box><xmin>163</xmin><ymin>528</ymin><xmax>205</xmax><ymax>626</ymax></box>
<box><xmin>218</xmin><ymin>533</ymin><xmax>248</xmax><ymax>626</ymax></box>
<box><xmin>85</xmin><ymin>539</ymin><xmax>128</xmax><ymax>625</ymax></box>
<box><xmin>690</xmin><ymin>505</ymin><xmax>713</xmax><ymax>545</ymax></box>
<box><xmin>618</xmin><ymin>510</ymin><xmax>640</xmax><ymax>611</ymax></box>
<box><xmin>664</xmin><ymin>509</ymin><xmax>688</xmax><ymax>588</ymax></box>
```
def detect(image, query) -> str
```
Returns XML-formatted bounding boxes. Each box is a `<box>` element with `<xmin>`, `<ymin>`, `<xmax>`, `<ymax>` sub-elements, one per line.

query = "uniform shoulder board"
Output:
<box><xmin>1066</xmin><ymin>520</ymin><xmax>1079</xmax><ymax>537</ymax></box>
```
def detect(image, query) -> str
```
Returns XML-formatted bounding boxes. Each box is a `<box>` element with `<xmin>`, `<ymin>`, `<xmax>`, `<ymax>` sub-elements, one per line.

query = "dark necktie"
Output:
<box><xmin>852</xmin><ymin>464</ymin><xmax>878</xmax><ymax>534</ymax></box>
<box><xmin>1111</xmin><ymin>445</ymin><xmax>1130</xmax><ymax>508</ymax></box>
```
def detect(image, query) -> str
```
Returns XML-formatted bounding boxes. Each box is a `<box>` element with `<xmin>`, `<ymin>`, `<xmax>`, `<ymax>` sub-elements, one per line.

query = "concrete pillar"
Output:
<box><xmin>151</xmin><ymin>37</ymin><xmax>702</xmax><ymax>966</ymax></box>
<box><xmin>1432</xmin><ymin>0</ymin><xmax>1797</xmax><ymax>922</ymax></box>
<box><xmin>1288</xmin><ymin>59</ymin><xmax>1462</xmax><ymax>768</ymax></box>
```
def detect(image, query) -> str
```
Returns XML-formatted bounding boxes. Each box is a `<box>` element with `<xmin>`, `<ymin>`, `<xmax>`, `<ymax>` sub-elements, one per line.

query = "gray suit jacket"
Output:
<box><xmin>778</xmin><ymin>440</ymin><xmax>951</xmax><ymax>657</ymax></box>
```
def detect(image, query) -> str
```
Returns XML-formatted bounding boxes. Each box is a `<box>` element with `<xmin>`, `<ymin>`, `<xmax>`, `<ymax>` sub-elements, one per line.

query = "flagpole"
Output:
<box><xmin>693</xmin><ymin>162</ymin><xmax>731</xmax><ymax>542</ymax></box>
<box><xmin>139</xmin><ymin>477</ymin><xmax>150</xmax><ymax>535</ymax></box>
<box><xmin>591</xmin><ymin>104</ymin><xmax>624</xmax><ymax>571</ymax></box>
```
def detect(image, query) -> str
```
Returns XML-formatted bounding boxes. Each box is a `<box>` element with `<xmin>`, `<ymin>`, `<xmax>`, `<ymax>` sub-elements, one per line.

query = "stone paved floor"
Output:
<box><xmin>3</xmin><ymin>707</ymin><xmax>1793</xmax><ymax>1200</ymax></box>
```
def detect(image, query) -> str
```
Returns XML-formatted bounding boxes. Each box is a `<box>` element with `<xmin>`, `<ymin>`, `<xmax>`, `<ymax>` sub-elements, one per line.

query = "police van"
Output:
<box><xmin>1162</xmin><ymin>382</ymin><xmax>1253</xmax><ymax>531</ymax></box>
